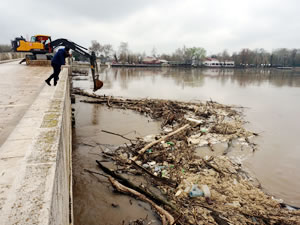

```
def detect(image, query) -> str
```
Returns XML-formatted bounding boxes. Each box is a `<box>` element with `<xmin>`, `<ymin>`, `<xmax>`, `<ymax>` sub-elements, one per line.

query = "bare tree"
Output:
<box><xmin>172</xmin><ymin>47</ymin><xmax>184</xmax><ymax>61</ymax></box>
<box><xmin>102</xmin><ymin>44</ymin><xmax>113</xmax><ymax>58</ymax></box>
<box><xmin>118</xmin><ymin>42</ymin><xmax>129</xmax><ymax>63</ymax></box>
<box><xmin>272</xmin><ymin>48</ymin><xmax>290</xmax><ymax>66</ymax></box>
<box><xmin>151</xmin><ymin>47</ymin><xmax>157</xmax><ymax>57</ymax></box>
<box><xmin>89</xmin><ymin>40</ymin><xmax>102</xmax><ymax>57</ymax></box>
<box><xmin>170</xmin><ymin>46</ymin><xmax>206</xmax><ymax>63</ymax></box>
<box><xmin>113</xmin><ymin>52</ymin><xmax>119</xmax><ymax>63</ymax></box>
<box><xmin>238</xmin><ymin>48</ymin><xmax>256</xmax><ymax>65</ymax></box>
<box><xmin>160</xmin><ymin>53</ymin><xmax>172</xmax><ymax>61</ymax></box>
<box><xmin>0</xmin><ymin>44</ymin><xmax>11</xmax><ymax>52</ymax></box>
<box><xmin>219</xmin><ymin>49</ymin><xmax>231</xmax><ymax>61</ymax></box>
<box><xmin>290</xmin><ymin>49</ymin><xmax>297</xmax><ymax>67</ymax></box>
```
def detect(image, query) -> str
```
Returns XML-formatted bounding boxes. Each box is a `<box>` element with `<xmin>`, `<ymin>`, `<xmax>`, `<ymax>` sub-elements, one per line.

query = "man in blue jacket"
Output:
<box><xmin>45</xmin><ymin>46</ymin><xmax>71</xmax><ymax>86</ymax></box>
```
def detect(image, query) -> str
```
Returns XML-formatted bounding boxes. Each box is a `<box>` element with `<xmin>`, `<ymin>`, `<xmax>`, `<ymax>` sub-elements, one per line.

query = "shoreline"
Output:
<box><xmin>108</xmin><ymin>63</ymin><xmax>300</xmax><ymax>70</ymax></box>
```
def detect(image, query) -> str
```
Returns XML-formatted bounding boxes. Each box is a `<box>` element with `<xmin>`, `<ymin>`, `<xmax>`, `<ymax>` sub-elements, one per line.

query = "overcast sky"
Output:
<box><xmin>1</xmin><ymin>0</ymin><xmax>300</xmax><ymax>55</ymax></box>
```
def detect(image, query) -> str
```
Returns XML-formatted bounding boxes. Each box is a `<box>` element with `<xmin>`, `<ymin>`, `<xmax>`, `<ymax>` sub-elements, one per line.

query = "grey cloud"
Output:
<box><xmin>24</xmin><ymin>0</ymin><xmax>168</xmax><ymax>22</ymax></box>
<box><xmin>1</xmin><ymin>0</ymin><xmax>300</xmax><ymax>54</ymax></box>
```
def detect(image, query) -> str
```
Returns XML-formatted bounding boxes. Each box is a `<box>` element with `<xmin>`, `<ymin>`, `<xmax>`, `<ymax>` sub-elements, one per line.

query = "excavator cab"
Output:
<box><xmin>32</xmin><ymin>35</ymin><xmax>51</xmax><ymax>45</ymax></box>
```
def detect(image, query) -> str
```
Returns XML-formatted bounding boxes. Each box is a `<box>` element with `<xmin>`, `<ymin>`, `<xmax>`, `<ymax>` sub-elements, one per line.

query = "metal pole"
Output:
<box><xmin>90</xmin><ymin>51</ymin><xmax>97</xmax><ymax>91</ymax></box>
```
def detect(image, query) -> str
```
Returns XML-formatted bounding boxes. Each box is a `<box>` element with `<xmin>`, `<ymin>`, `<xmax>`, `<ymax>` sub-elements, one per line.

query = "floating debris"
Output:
<box><xmin>75</xmin><ymin>89</ymin><xmax>300</xmax><ymax>225</ymax></box>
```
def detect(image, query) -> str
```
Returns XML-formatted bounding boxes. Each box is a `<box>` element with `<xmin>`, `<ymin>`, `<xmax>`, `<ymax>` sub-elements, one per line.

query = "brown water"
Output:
<box><xmin>72</xmin><ymin>101</ymin><xmax>163</xmax><ymax>225</ymax></box>
<box><xmin>73</xmin><ymin>67</ymin><xmax>300</xmax><ymax>220</ymax></box>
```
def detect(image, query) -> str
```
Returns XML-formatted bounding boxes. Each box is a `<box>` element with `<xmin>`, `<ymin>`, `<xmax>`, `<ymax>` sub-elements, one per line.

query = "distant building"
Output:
<box><xmin>159</xmin><ymin>59</ymin><xmax>168</xmax><ymax>64</ymax></box>
<box><xmin>202</xmin><ymin>58</ymin><xmax>235</xmax><ymax>68</ymax></box>
<box><xmin>142</xmin><ymin>56</ymin><xmax>160</xmax><ymax>64</ymax></box>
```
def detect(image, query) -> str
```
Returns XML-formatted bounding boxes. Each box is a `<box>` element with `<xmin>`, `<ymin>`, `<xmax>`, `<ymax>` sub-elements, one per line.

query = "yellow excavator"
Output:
<box><xmin>12</xmin><ymin>35</ymin><xmax>52</xmax><ymax>53</ymax></box>
<box><xmin>11</xmin><ymin>34</ymin><xmax>103</xmax><ymax>90</ymax></box>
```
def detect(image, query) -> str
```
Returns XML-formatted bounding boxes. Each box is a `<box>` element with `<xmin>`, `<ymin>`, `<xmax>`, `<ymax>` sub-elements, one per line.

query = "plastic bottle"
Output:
<box><xmin>201</xmin><ymin>184</ymin><xmax>213</xmax><ymax>204</ymax></box>
<box><xmin>201</xmin><ymin>184</ymin><xmax>211</xmax><ymax>198</ymax></box>
<box><xmin>189</xmin><ymin>185</ymin><xmax>204</xmax><ymax>197</ymax></box>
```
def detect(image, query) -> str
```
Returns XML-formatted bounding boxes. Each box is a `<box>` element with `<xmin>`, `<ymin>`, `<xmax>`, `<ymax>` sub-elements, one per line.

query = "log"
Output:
<box><xmin>84</xmin><ymin>168</ymin><xmax>109</xmax><ymax>178</ymax></box>
<box><xmin>96</xmin><ymin>160</ymin><xmax>177</xmax><ymax>211</ymax></box>
<box><xmin>101</xmin><ymin>129</ymin><xmax>136</xmax><ymax>142</ymax></box>
<box><xmin>108</xmin><ymin>175</ymin><xmax>175</xmax><ymax>225</ymax></box>
<box><xmin>197</xmin><ymin>204</ymin><xmax>230</xmax><ymax>225</ymax></box>
<box><xmin>80</xmin><ymin>100</ymin><xmax>107</xmax><ymax>104</ymax></box>
<box><xmin>132</xmin><ymin>124</ymin><xmax>190</xmax><ymax>161</ymax></box>
<box><xmin>202</xmin><ymin>159</ymin><xmax>225</xmax><ymax>176</ymax></box>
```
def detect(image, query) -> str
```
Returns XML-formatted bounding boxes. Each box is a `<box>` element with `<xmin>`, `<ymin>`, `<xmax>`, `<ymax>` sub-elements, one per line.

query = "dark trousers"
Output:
<box><xmin>46</xmin><ymin>63</ymin><xmax>61</xmax><ymax>85</ymax></box>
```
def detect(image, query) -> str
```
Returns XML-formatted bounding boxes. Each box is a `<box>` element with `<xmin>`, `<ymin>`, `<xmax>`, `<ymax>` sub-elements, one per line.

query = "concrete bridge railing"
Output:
<box><xmin>0</xmin><ymin>52</ymin><xmax>27</xmax><ymax>61</ymax></box>
<box><xmin>0</xmin><ymin>67</ymin><xmax>73</xmax><ymax>225</ymax></box>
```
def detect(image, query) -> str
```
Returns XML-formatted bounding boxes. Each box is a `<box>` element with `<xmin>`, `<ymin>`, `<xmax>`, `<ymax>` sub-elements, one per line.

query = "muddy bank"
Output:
<box><xmin>72</xmin><ymin>88</ymin><xmax>300</xmax><ymax>225</ymax></box>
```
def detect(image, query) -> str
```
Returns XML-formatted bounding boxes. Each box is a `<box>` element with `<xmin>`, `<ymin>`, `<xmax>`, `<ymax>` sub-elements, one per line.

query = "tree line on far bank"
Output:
<box><xmin>2</xmin><ymin>40</ymin><xmax>300</xmax><ymax>67</ymax></box>
<box><xmin>87</xmin><ymin>40</ymin><xmax>300</xmax><ymax>67</ymax></box>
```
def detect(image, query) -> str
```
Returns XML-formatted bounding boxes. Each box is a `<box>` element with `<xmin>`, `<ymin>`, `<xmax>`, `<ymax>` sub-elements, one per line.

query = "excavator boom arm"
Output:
<box><xmin>47</xmin><ymin>38</ymin><xmax>91</xmax><ymax>58</ymax></box>
<box><xmin>47</xmin><ymin>39</ymin><xmax>100</xmax><ymax>91</ymax></box>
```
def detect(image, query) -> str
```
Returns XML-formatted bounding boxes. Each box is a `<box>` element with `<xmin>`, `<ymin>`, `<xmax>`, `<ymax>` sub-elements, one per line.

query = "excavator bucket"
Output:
<box><xmin>95</xmin><ymin>80</ymin><xmax>103</xmax><ymax>90</ymax></box>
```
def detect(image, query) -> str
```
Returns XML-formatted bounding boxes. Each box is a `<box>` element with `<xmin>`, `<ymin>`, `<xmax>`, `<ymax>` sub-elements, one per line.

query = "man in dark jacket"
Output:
<box><xmin>45</xmin><ymin>46</ymin><xmax>71</xmax><ymax>86</ymax></box>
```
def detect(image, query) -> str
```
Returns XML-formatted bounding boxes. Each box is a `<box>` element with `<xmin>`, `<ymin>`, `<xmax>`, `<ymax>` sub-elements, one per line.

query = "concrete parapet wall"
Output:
<box><xmin>27</xmin><ymin>60</ymin><xmax>51</xmax><ymax>66</ymax></box>
<box><xmin>0</xmin><ymin>67</ymin><xmax>72</xmax><ymax>224</ymax></box>
<box><xmin>0</xmin><ymin>52</ymin><xmax>26</xmax><ymax>61</ymax></box>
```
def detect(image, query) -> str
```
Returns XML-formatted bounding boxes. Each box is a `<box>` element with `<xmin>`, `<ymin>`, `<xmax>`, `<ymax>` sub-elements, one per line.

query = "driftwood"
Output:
<box><xmin>107</xmin><ymin>175</ymin><xmax>175</xmax><ymax>225</ymax></box>
<box><xmin>72</xmin><ymin>89</ymin><xmax>299</xmax><ymax>224</ymax></box>
<box><xmin>84</xmin><ymin>168</ymin><xmax>109</xmax><ymax>178</ymax></box>
<box><xmin>195</xmin><ymin>204</ymin><xmax>230</xmax><ymax>225</ymax></box>
<box><xmin>101</xmin><ymin>129</ymin><xmax>136</xmax><ymax>142</ymax></box>
<box><xmin>107</xmin><ymin>96</ymin><xmax>112</xmax><ymax>107</ymax></box>
<box><xmin>132</xmin><ymin>124</ymin><xmax>190</xmax><ymax>161</ymax></box>
<box><xmin>96</xmin><ymin>160</ymin><xmax>177</xmax><ymax>211</ymax></box>
<box><xmin>202</xmin><ymin>158</ymin><xmax>225</xmax><ymax>176</ymax></box>
<box><xmin>81</xmin><ymin>99</ymin><xmax>107</xmax><ymax>104</ymax></box>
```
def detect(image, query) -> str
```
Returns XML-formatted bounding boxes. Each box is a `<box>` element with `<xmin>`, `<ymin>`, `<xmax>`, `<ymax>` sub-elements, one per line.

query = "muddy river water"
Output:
<box><xmin>73</xmin><ymin>67</ymin><xmax>300</xmax><ymax>224</ymax></box>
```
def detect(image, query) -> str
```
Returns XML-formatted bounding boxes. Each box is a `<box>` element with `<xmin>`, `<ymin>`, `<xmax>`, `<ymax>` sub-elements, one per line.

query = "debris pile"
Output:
<box><xmin>71</xmin><ymin>68</ymin><xmax>89</xmax><ymax>76</ymax></box>
<box><xmin>74</xmin><ymin>89</ymin><xmax>300</xmax><ymax>225</ymax></box>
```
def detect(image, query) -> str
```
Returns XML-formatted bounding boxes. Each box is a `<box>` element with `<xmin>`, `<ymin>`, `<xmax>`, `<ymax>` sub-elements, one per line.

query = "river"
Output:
<box><xmin>73</xmin><ymin>67</ymin><xmax>300</xmax><ymax>224</ymax></box>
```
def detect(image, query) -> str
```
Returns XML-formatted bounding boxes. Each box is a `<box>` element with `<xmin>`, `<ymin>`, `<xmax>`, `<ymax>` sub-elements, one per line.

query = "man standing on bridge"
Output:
<box><xmin>45</xmin><ymin>46</ymin><xmax>71</xmax><ymax>86</ymax></box>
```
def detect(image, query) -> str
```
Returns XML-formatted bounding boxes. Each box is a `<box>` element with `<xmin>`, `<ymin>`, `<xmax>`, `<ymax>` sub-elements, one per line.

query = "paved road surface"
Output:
<box><xmin>0</xmin><ymin>61</ymin><xmax>51</xmax><ymax>146</ymax></box>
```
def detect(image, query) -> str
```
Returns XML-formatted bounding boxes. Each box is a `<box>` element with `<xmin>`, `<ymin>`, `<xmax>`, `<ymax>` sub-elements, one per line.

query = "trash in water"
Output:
<box><xmin>148</xmin><ymin>161</ymin><xmax>156</xmax><ymax>166</ymax></box>
<box><xmin>74</xmin><ymin>89</ymin><xmax>300</xmax><ymax>224</ymax></box>
<box><xmin>167</xmin><ymin>141</ymin><xmax>175</xmax><ymax>146</ymax></box>
<box><xmin>200</xmin><ymin>128</ymin><xmax>207</xmax><ymax>133</ymax></box>
<box><xmin>154</xmin><ymin>165</ymin><xmax>165</xmax><ymax>172</ymax></box>
<box><xmin>201</xmin><ymin>185</ymin><xmax>211</xmax><ymax>198</ymax></box>
<box><xmin>189</xmin><ymin>184</ymin><xmax>204</xmax><ymax>197</ymax></box>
